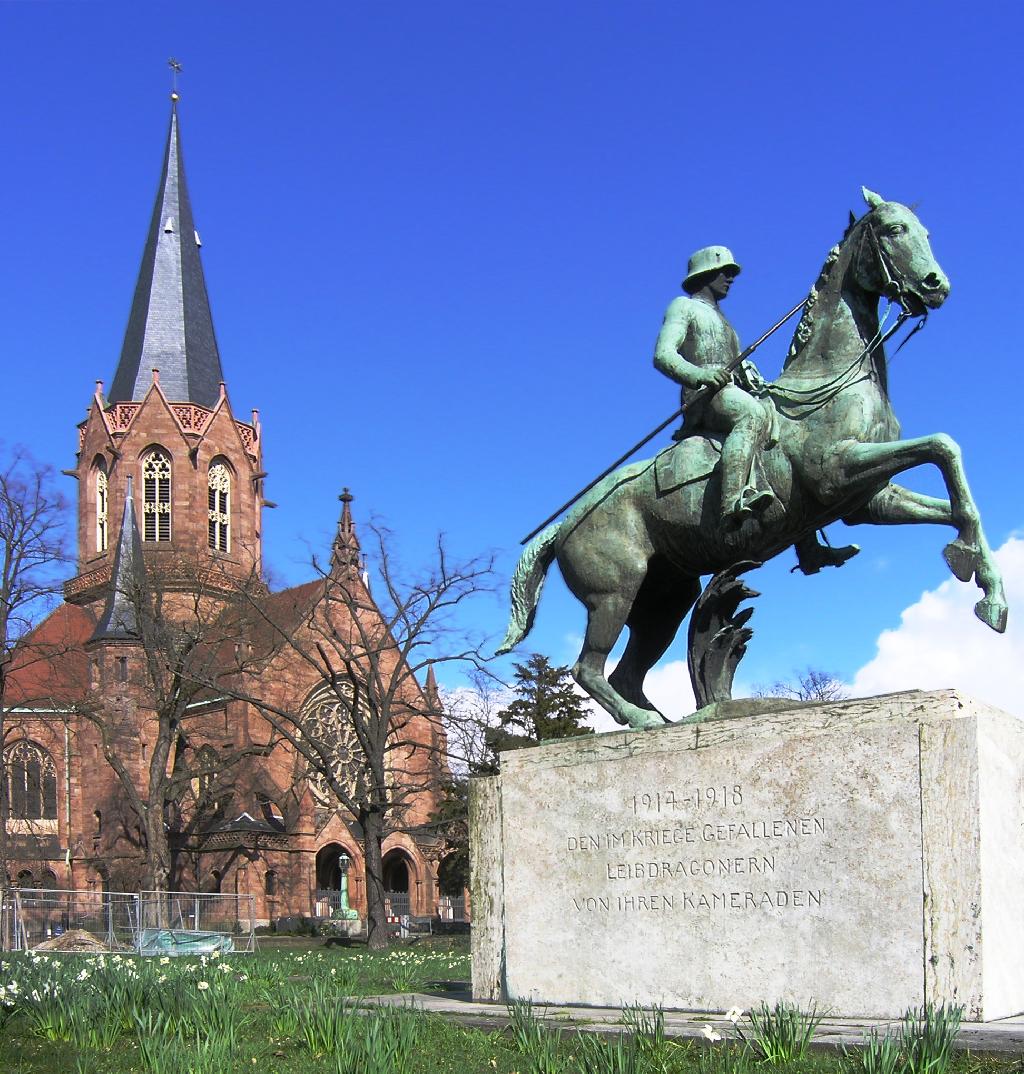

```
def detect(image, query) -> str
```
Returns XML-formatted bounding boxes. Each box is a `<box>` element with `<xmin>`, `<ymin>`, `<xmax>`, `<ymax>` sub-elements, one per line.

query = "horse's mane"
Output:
<box><xmin>784</xmin><ymin>213</ymin><xmax>864</xmax><ymax>366</ymax></box>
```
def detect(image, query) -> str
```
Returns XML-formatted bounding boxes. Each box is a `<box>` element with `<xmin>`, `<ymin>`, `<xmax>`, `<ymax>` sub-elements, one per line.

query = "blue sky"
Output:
<box><xmin>2</xmin><ymin>2</ymin><xmax>1022</xmax><ymax>716</ymax></box>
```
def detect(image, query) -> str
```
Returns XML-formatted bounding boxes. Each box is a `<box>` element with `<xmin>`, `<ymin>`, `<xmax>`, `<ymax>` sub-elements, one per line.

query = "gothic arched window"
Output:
<box><xmin>142</xmin><ymin>449</ymin><xmax>172</xmax><ymax>542</ymax></box>
<box><xmin>3</xmin><ymin>741</ymin><xmax>58</xmax><ymax>821</ymax></box>
<box><xmin>208</xmin><ymin>461</ymin><xmax>231</xmax><ymax>552</ymax></box>
<box><xmin>95</xmin><ymin>462</ymin><xmax>109</xmax><ymax>553</ymax></box>
<box><xmin>192</xmin><ymin>745</ymin><xmax>220</xmax><ymax>803</ymax></box>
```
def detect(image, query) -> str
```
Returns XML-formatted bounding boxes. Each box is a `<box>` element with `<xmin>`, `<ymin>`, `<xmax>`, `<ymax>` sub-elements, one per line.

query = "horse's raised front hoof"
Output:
<box><xmin>943</xmin><ymin>539</ymin><xmax>976</xmax><ymax>583</ymax></box>
<box><xmin>974</xmin><ymin>598</ymin><xmax>1008</xmax><ymax>634</ymax></box>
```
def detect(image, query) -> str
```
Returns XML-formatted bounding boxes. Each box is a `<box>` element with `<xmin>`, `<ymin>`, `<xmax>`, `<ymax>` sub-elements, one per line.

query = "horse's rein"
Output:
<box><xmin>771</xmin><ymin>219</ymin><xmax>926</xmax><ymax>414</ymax></box>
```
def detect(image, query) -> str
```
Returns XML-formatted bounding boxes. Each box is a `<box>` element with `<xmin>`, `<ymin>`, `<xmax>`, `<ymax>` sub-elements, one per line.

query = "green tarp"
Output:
<box><xmin>138</xmin><ymin>928</ymin><xmax>235</xmax><ymax>956</ymax></box>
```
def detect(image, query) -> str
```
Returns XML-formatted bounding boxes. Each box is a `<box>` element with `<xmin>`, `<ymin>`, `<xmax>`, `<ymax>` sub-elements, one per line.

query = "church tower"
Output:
<box><xmin>65</xmin><ymin>96</ymin><xmax>265</xmax><ymax>610</ymax></box>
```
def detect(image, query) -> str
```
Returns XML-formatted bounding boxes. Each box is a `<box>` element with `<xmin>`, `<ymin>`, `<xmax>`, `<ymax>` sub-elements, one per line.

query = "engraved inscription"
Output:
<box><xmin>632</xmin><ymin>785</ymin><xmax>744</xmax><ymax>813</ymax></box>
<box><xmin>571</xmin><ymin>890</ymin><xmax>824</xmax><ymax>914</ymax></box>
<box><xmin>566</xmin><ymin>816</ymin><xmax>826</xmax><ymax>852</ymax></box>
<box><xmin>605</xmin><ymin>855</ymin><xmax>776</xmax><ymax>880</ymax></box>
<box><xmin>565</xmin><ymin>781</ymin><xmax>829</xmax><ymax>916</ymax></box>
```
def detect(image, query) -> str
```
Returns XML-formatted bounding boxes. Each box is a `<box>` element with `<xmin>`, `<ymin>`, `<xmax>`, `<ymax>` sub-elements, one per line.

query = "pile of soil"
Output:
<box><xmin>33</xmin><ymin>929</ymin><xmax>110</xmax><ymax>953</ymax></box>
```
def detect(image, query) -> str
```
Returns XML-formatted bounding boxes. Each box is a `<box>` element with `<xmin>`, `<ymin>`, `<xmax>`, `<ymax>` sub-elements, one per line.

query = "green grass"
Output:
<box><xmin>0</xmin><ymin>947</ymin><xmax>1015</xmax><ymax>1074</ymax></box>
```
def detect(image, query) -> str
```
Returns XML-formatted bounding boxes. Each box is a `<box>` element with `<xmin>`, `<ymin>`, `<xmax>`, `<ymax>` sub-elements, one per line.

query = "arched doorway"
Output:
<box><xmin>315</xmin><ymin>842</ymin><xmax>360</xmax><ymax>916</ymax></box>
<box><xmin>316</xmin><ymin>843</ymin><xmax>345</xmax><ymax>892</ymax></box>
<box><xmin>382</xmin><ymin>849</ymin><xmax>415</xmax><ymax>916</ymax></box>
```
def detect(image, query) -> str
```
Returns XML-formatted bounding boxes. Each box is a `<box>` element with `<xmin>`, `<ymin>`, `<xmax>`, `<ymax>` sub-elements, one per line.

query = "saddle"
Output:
<box><xmin>654</xmin><ymin>429</ymin><xmax>774</xmax><ymax>500</ymax></box>
<box><xmin>653</xmin><ymin>434</ymin><xmax>722</xmax><ymax>497</ymax></box>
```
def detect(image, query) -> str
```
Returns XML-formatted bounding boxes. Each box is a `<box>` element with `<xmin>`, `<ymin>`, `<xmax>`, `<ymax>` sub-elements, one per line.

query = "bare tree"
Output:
<box><xmin>218</xmin><ymin>523</ymin><xmax>496</xmax><ymax>948</ymax></box>
<box><xmin>438</xmin><ymin>670</ymin><xmax>508</xmax><ymax>778</ymax></box>
<box><xmin>0</xmin><ymin>448</ymin><xmax>69</xmax><ymax>907</ymax></box>
<box><xmin>426</xmin><ymin>657</ymin><xmax>592</xmax><ymax>888</ymax></box>
<box><xmin>423</xmin><ymin>674</ymin><xmax>508</xmax><ymax>897</ymax></box>
<box><xmin>755</xmin><ymin>666</ymin><xmax>849</xmax><ymax>703</ymax></box>
<box><xmin>77</xmin><ymin>557</ymin><xmax>276</xmax><ymax>894</ymax></box>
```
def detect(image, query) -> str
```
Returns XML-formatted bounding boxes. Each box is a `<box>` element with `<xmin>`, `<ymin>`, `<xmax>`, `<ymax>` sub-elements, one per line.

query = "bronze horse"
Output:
<box><xmin>499</xmin><ymin>190</ymin><xmax>1007</xmax><ymax>729</ymax></box>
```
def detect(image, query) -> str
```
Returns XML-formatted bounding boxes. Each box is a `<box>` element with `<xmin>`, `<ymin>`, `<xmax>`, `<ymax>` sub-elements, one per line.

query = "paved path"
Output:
<box><xmin>366</xmin><ymin>989</ymin><xmax>1024</xmax><ymax>1056</ymax></box>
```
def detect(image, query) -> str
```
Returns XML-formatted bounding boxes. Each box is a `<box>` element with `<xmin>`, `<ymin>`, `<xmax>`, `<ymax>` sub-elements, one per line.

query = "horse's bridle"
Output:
<box><xmin>860</xmin><ymin>213</ymin><xmax>929</xmax><ymax>356</ymax></box>
<box><xmin>861</xmin><ymin>212</ymin><xmax>931</xmax><ymax>319</ymax></box>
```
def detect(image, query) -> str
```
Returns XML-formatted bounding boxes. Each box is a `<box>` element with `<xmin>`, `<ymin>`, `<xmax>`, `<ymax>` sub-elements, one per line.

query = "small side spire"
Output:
<box><xmin>425</xmin><ymin>666</ymin><xmax>441</xmax><ymax>710</ymax></box>
<box><xmin>330</xmin><ymin>488</ymin><xmax>361</xmax><ymax>574</ymax></box>
<box><xmin>90</xmin><ymin>477</ymin><xmax>147</xmax><ymax>642</ymax></box>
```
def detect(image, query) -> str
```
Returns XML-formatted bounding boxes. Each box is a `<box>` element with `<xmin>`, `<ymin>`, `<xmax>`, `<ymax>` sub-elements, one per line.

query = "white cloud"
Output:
<box><xmin>850</xmin><ymin>535</ymin><xmax>1024</xmax><ymax>717</ymax></box>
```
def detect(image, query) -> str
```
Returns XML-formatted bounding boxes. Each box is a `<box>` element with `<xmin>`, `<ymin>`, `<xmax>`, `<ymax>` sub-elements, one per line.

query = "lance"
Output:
<box><xmin>520</xmin><ymin>296</ymin><xmax>809</xmax><ymax>545</ymax></box>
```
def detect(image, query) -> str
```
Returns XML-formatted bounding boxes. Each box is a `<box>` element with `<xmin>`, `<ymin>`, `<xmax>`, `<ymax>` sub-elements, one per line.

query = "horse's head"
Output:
<box><xmin>852</xmin><ymin>188</ymin><xmax>950</xmax><ymax>315</ymax></box>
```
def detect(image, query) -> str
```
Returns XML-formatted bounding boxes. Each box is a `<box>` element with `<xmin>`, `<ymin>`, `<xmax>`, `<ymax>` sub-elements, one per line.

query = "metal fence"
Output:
<box><xmin>138</xmin><ymin>891</ymin><xmax>256</xmax><ymax>954</ymax></box>
<box><xmin>383</xmin><ymin>891</ymin><xmax>410</xmax><ymax>917</ymax></box>
<box><xmin>438</xmin><ymin>894</ymin><xmax>466</xmax><ymax>922</ymax></box>
<box><xmin>315</xmin><ymin>889</ymin><xmax>466</xmax><ymax>922</ymax></box>
<box><xmin>5</xmin><ymin>888</ymin><xmax>140</xmax><ymax>953</ymax></box>
<box><xmin>2</xmin><ymin>888</ymin><xmax>255</xmax><ymax>954</ymax></box>
<box><xmin>314</xmin><ymin>889</ymin><xmax>411</xmax><ymax>919</ymax></box>
<box><xmin>313</xmin><ymin>888</ymin><xmax>344</xmax><ymax>917</ymax></box>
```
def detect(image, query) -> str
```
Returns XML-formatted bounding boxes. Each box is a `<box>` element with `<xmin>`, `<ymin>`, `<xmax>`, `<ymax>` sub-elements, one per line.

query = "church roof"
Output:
<box><xmin>90</xmin><ymin>480</ymin><xmax>146</xmax><ymax>643</ymax></box>
<box><xmin>212</xmin><ymin>811</ymin><xmax>283</xmax><ymax>834</ymax></box>
<box><xmin>4</xmin><ymin>603</ymin><xmax>96</xmax><ymax>706</ymax></box>
<box><xmin>107</xmin><ymin>102</ymin><xmax>225</xmax><ymax>408</ymax></box>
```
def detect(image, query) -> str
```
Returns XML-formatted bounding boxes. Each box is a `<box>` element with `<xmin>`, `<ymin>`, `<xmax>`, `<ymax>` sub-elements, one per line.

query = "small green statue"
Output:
<box><xmin>332</xmin><ymin>852</ymin><xmax>359</xmax><ymax>921</ymax></box>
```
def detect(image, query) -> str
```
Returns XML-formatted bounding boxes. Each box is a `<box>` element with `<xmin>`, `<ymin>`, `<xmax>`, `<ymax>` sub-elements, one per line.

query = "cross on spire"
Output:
<box><xmin>168</xmin><ymin>57</ymin><xmax>182</xmax><ymax>101</ymax></box>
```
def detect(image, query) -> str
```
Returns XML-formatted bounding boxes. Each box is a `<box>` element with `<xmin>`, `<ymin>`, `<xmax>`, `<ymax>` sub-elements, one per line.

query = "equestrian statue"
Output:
<box><xmin>498</xmin><ymin>188</ymin><xmax>1007</xmax><ymax>730</ymax></box>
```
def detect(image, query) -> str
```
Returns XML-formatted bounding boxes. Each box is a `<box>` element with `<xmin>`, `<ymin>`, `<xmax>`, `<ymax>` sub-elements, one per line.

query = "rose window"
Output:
<box><xmin>302</xmin><ymin>685</ymin><xmax>367</xmax><ymax>804</ymax></box>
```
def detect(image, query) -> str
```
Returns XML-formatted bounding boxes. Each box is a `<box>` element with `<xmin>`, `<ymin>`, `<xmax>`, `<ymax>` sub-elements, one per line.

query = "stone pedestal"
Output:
<box><xmin>470</xmin><ymin>691</ymin><xmax>1024</xmax><ymax>1020</ymax></box>
<box><xmin>330</xmin><ymin>917</ymin><xmax>363</xmax><ymax>938</ymax></box>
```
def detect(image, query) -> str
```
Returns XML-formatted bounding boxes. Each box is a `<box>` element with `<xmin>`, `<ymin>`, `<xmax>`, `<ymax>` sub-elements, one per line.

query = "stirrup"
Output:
<box><xmin>743</xmin><ymin>487</ymin><xmax>776</xmax><ymax>513</ymax></box>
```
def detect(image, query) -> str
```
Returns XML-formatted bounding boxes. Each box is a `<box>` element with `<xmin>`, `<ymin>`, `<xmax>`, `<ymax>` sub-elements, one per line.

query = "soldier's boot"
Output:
<box><xmin>720</xmin><ymin>425</ymin><xmax>776</xmax><ymax>528</ymax></box>
<box><xmin>721</xmin><ymin>457</ymin><xmax>776</xmax><ymax>529</ymax></box>
<box><xmin>793</xmin><ymin>534</ymin><xmax>860</xmax><ymax>575</ymax></box>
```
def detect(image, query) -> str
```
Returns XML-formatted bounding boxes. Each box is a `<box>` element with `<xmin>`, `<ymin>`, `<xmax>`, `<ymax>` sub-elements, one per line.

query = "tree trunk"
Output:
<box><xmin>144</xmin><ymin>809</ymin><xmax>171</xmax><ymax>895</ymax></box>
<box><xmin>361</xmin><ymin>807</ymin><xmax>388</xmax><ymax>950</ymax></box>
<box><xmin>0</xmin><ymin>709</ymin><xmax>8</xmax><ymax>949</ymax></box>
<box><xmin>0</xmin><ymin>708</ymin><xmax>8</xmax><ymax>876</ymax></box>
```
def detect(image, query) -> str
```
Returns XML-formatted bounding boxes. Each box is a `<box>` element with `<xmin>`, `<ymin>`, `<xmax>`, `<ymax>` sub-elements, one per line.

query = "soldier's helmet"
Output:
<box><xmin>683</xmin><ymin>246</ymin><xmax>742</xmax><ymax>293</ymax></box>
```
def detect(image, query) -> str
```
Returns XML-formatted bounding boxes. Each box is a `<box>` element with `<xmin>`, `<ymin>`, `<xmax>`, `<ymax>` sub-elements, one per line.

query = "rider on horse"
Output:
<box><xmin>654</xmin><ymin>245</ymin><xmax>858</xmax><ymax>574</ymax></box>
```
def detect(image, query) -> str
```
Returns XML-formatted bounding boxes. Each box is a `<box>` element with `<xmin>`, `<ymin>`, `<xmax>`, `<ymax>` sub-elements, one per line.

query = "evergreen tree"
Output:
<box><xmin>484</xmin><ymin>654</ymin><xmax>592</xmax><ymax>767</ymax></box>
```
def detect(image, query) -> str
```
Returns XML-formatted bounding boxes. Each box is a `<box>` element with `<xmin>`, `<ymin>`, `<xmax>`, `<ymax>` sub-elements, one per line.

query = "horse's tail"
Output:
<box><xmin>496</xmin><ymin>522</ymin><xmax>562</xmax><ymax>655</ymax></box>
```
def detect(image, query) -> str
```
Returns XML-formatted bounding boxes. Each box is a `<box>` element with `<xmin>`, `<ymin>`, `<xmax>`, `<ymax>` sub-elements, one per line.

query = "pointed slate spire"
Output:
<box><xmin>107</xmin><ymin>100</ymin><xmax>225</xmax><ymax>407</ymax></box>
<box><xmin>330</xmin><ymin>488</ymin><xmax>362</xmax><ymax>574</ymax></box>
<box><xmin>91</xmin><ymin>477</ymin><xmax>147</xmax><ymax>642</ymax></box>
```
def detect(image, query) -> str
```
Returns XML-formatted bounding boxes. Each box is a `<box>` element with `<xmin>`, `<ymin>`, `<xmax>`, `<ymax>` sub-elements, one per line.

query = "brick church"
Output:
<box><xmin>3</xmin><ymin>98</ymin><xmax>463</xmax><ymax>926</ymax></box>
